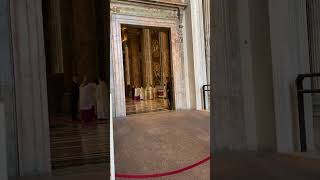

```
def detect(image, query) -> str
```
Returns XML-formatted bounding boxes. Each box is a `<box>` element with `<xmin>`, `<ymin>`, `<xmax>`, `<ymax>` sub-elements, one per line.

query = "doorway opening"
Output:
<box><xmin>121</xmin><ymin>25</ymin><xmax>174</xmax><ymax>115</ymax></box>
<box><xmin>41</xmin><ymin>0</ymin><xmax>109</xmax><ymax>175</ymax></box>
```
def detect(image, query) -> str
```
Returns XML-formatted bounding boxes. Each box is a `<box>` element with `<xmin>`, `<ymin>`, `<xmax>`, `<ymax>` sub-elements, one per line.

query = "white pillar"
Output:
<box><xmin>212</xmin><ymin>0</ymin><xmax>248</xmax><ymax>152</ymax></box>
<box><xmin>190</xmin><ymin>0</ymin><xmax>208</xmax><ymax>110</ymax></box>
<box><xmin>10</xmin><ymin>0</ymin><xmax>52</xmax><ymax>175</ymax></box>
<box><xmin>203</xmin><ymin>0</ymin><xmax>210</xmax><ymax>84</ymax></box>
<box><xmin>0</xmin><ymin>103</ymin><xmax>8</xmax><ymax>180</ymax></box>
<box><xmin>111</xmin><ymin>16</ymin><xmax>126</xmax><ymax>117</ymax></box>
<box><xmin>269</xmin><ymin>0</ymin><xmax>314</xmax><ymax>152</ymax></box>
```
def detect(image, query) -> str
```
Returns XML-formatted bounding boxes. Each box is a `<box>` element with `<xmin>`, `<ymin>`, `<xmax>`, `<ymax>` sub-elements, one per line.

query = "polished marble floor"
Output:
<box><xmin>126</xmin><ymin>97</ymin><xmax>170</xmax><ymax>115</ymax></box>
<box><xmin>114</xmin><ymin>111</ymin><xmax>210</xmax><ymax>180</ymax></box>
<box><xmin>49</xmin><ymin>116</ymin><xmax>109</xmax><ymax>173</ymax></box>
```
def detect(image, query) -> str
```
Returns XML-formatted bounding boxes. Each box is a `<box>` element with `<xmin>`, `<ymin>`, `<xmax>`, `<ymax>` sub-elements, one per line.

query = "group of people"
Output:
<box><xmin>132</xmin><ymin>86</ymin><xmax>157</xmax><ymax>101</ymax></box>
<box><xmin>130</xmin><ymin>77</ymin><xmax>173</xmax><ymax>110</ymax></box>
<box><xmin>70</xmin><ymin>76</ymin><xmax>108</xmax><ymax>123</ymax></box>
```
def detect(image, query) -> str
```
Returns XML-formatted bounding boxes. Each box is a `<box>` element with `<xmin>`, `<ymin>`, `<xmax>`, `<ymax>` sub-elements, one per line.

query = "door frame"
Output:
<box><xmin>111</xmin><ymin>9</ymin><xmax>188</xmax><ymax>117</ymax></box>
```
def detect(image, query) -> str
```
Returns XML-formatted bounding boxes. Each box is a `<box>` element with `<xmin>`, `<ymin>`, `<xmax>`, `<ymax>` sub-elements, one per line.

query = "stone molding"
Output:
<box><xmin>111</xmin><ymin>0</ymin><xmax>187</xmax><ymax>9</ymax></box>
<box><xmin>111</xmin><ymin>2</ymin><xmax>180</xmax><ymax>20</ymax></box>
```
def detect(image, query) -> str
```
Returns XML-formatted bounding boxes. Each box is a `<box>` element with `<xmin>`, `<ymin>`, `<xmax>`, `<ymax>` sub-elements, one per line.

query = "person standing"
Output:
<box><xmin>70</xmin><ymin>76</ymin><xmax>79</xmax><ymax>121</ymax></box>
<box><xmin>96</xmin><ymin>78</ymin><xmax>108</xmax><ymax>120</ymax></box>
<box><xmin>166</xmin><ymin>77</ymin><xmax>173</xmax><ymax>110</ymax></box>
<box><xmin>87</xmin><ymin>80</ymin><xmax>97</xmax><ymax>121</ymax></box>
<box><xmin>79</xmin><ymin>76</ymin><xmax>95</xmax><ymax>123</ymax></box>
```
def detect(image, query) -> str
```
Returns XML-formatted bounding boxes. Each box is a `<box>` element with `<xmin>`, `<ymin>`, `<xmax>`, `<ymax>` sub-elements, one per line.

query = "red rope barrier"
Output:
<box><xmin>115</xmin><ymin>156</ymin><xmax>210</xmax><ymax>179</ymax></box>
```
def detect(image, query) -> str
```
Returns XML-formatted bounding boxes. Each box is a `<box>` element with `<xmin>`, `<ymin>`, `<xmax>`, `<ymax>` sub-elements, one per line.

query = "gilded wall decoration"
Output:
<box><xmin>151</xmin><ymin>29</ymin><xmax>161</xmax><ymax>85</ymax></box>
<box><xmin>153</xmin><ymin>63</ymin><xmax>161</xmax><ymax>85</ymax></box>
<box><xmin>152</xmin><ymin>39</ymin><xmax>160</xmax><ymax>57</ymax></box>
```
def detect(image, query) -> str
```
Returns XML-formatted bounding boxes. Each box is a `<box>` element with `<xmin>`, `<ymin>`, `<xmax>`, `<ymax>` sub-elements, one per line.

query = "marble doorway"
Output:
<box><xmin>121</xmin><ymin>25</ymin><xmax>174</xmax><ymax>115</ymax></box>
<box><xmin>111</xmin><ymin>7</ymin><xmax>188</xmax><ymax>117</ymax></box>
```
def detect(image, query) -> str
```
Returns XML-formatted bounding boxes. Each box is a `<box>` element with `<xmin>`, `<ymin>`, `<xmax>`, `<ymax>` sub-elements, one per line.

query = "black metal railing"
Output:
<box><xmin>296</xmin><ymin>73</ymin><xmax>320</xmax><ymax>152</ymax></box>
<box><xmin>203</xmin><ymin>85</ymin><xmax>210</xmax><ymax>110</ymax></box>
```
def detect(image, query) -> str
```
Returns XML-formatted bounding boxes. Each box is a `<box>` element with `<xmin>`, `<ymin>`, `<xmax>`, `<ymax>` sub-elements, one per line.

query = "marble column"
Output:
<box><xmin>142</xmin><ymin>29</ymin><xmax>154</xmax><ymax>87</ymax></box>
<box><xmin>128</xmin><ymin>31</ymin><xmax>141</xmax><ymax>87</ymax></box>
<box><xmin>203</xmin><ymin>0</ymin><xmax>210</xmax><ymax>83</ymax></box>
<box><xmin>124</xmin><ymin>43</ymin><xmax>131</xmax><ymax>86</ymax></box>
<box><xmin>160</xmin><ymin>32</ymin><xmax>170</xmax><ymax>85</ymax></box>
<box><xmin>10</xmin><ymin>0</ymin><xmax>51</xmax><ymax>175</ymax></box>
<box><xmin>47</xmin><ymin>0</ymin><xmax>64</xmax><ymax>74</ymax></box>
<box><xmin>211</xmin><ymin>0</ymin><xmax>247</xmax><ymax>152</ymax></box>
<box><xmin>190</xmin><ymin>0</ymin><xmax>208</xmax><ymax>110</ymax></box>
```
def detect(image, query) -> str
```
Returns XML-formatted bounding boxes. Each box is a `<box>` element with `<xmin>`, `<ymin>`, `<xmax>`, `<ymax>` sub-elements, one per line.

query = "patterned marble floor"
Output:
<box><xmin>126</xmin><ymin>98</ymin><xmax>170</xmax><ymax>115</ymax></box>
<box><xmin>49</xmin><ymin>116</ymin><xmax>109</xmax><ymax>174</ymax></box>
